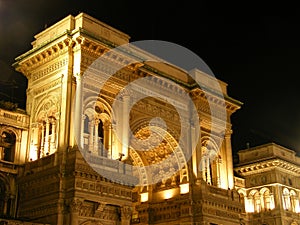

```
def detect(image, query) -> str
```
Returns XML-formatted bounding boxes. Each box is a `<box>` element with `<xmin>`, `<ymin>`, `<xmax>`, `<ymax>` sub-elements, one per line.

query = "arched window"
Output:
<box><xmin>200</xmin><ymin>146</ymin><xmax>212</xmax><ymax>185</ymax></box>
<box><xmin>98</xmin><ymin>119</ymin><xmax>104</xmax><ymax>141</ymax></box>
<box><xmin>246</xmin><ymin>190</ymin><xmax>259</xmax><ymax>213</ymax></box>
<box><xmin>254</xmin><ymin>191</ymin><xmax>261</xmax><ymax>212</ymax></box>
<box><xmin>200</xmin><ymin>141</ymin><xmax>221</xmax><ymax>187</ymax></box>
<box><xmin>36</xmin><ymin>117</ymin><xmax>57</xmax><ymax>158</ymax></box>
<box><xmin>211</xmin><ymin>154</ymin><xmax>222</xmax><ymax>187</ymax></box>
<box><xmin>260</xmin><ymin>188</ymin><xmax>274</xmax><ymax>211</ymax></box>
<box><xmin>84</xmin><ymin>115</ymin><xmax>89</xmax><ymax>134</ymax></box>
<box><xmin>97</xmin><ymin>119</ymin><xmax>105</xmax><ymax>156</ymax></box>
<box><xmin>290</xmin><ymin>190</ymin><xmax>300</xmax><ymax>213</ymax></box>
<box><xmin>0</xmin><ymin>131</ymin><xmax>16</xmax><ymax>162</ymax></box>
<box><xmin>30</xmin><ymin>98</ymin><xmax>59</xmax><ymax>161</ymax></box>
<box><xmin>84</xmin><ymin>113</ymin><xmax>112</xmax><ymax>158</ymax></box>
<box><xmin>282</xmin><ymin>188</ymin><xmax>291</xmax><ymax>210</ymax></box>
<box><xmin>82</xmin><ymin>100</ymin><xmax>115</xmax><ymax>159</ymax></box>
<box><xmin>239</xmin><ymin>192</ymin><xmax>245</xmax><ymax>205</ymax></box>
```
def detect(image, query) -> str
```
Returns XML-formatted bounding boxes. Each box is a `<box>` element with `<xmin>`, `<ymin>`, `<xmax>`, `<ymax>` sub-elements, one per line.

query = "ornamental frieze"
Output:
<box><xmin>32</xmin><ymin>77</ymin><xmax>62</xmax><ymax>96</ymax></box>
<box><xmin>215</xmin><ymin>209</ymin><xmax>240</xmax><ymax>219</ymax></box>
<box><xmin>70</xmin><ymin>198</ymin><xmax>83</xmax><ymax>213</ymax></box>
<box><xmin>19</xmin><ymin>202</ymin><xmax>57</xmax><ymax>218</ymax></box>
<box><xmin>31</xmin><ymin>58</ymin><xmax>68</xmax><ymax>82</ymax></box>
<box><xmin>32</xmin><ymin>93</ymin><xmax>60</xmax><ymax>121</ymax></box>
<box><xmin>132</xmin><ymin>100</ymin><xmax>180</xmax><ymax>126</ymax></box>
<box><xmin>20</xmin><ymin>182</ymin><xmax>59</xmax><ymax>200</ymax></box>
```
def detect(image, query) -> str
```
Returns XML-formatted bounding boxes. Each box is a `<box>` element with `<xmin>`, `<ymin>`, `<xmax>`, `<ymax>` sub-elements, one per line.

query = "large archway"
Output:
<box><xmin>129</xmin><ymin>124</ymin><xmax>189</xmax><ymax>191</ymax></box>
<box><xmin>0</xmin><ymin>129</ymin><xmax>16</xmax><ymax>162</ymax></box>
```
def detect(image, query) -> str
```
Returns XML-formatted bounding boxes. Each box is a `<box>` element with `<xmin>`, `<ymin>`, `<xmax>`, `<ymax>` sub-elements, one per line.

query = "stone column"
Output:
<box><xmin>81</xmin><ymin>115</ymin><xmax>86</xmax><ymax>149</ymax></box>
<box><xmin>190</xmin><ymin>122</ymin><xmax>198</xmax><ymax>178</ymax></box>
<box><xmin>40</xmin><ymin>123</ymin><xmax>45</xmax><ymax>157</ymax></box>
<box><xmin>88</xmin><ymin>120</ymin><xmax>94</xmax><ymax>153</ymax></box>
<box><xmin>44</xmin><ymin>119</ymin><xmax>50</xmax><ymax>155</ymax></box>
<box><xmin>31</xmin><ymin>124</ymin><xmax>39</xmax><ymax>160</ymax></box>
<box><xmin>121</xmin><ymin>205</ymin><xmax>132</xmax><ymax>225</ymax></box>
<box><xmin>50</xmin><ymin>119</ymin><xmax>56</xmax><ymax>153</ymax></box>
<box><xmin>32</xmin><ymin>124</ymin><xmax>39</xmax><ymax>146</ymax></box>
<box><xmin>107</xmin><ymin>123</ymin><xmax>112</xmax><ymax>158</ymax></box>
<box><xmin>57</xmin><ymin>201</ymin><xmax>65</xmax><ymax>225</ymax></box>
<box><xmin>94</xmin><ymin>120</ymin><xmax>99</xmax><ymax>155</ymax></box>
<box><xmin>10</xmin><ymin>194</ymin><xmax>16</xmax><ymax>218</ymax></box>
<box><xmin>216</xmin><ymin>156</ymin><xmax>221</xmax><ymax>187</ymax></box>
<box><xmin>202</xmin><ymin>156</ymin><xmax>206</xmax><ymax>182</ymax></box>
<box><xmin>103</xmin><ymin>122</ymin><xmax>109</xmax><ymax>156</ymax></box>
<box><xmin>206</xmin><ymin>157</ymin><xmax>211</xmax><ymax>184</ymax></box>
<box><xmin>122</xmin><ymin>95</ymin><xmax>130</xmax><ymax>159</ymax></box>
<box><xmin>273</xmin><ymin>186</ymin><xmax>282</xmax><ymax>209</ymax></box>
<box><xmin>111</xmin><ymin>122</ymin><xmax>118</xmax><ymax>159</ymax></box>
<box><xmin>74</xmin><ymin>75</ymin><xmax>83</xmax><ymax>148</ymax></box>
<box><xmin>225</xmin><ymin>130</ymin><xmax>234</xmax><ymax>189</ymax></box>
<box><xmin>70</xmin><ymin>199</ymin><xmax>82</xmax><ymax>225</ymax></box>
<box><xmin>55</xmin><ymin>112</ymin><xmax>60</xmax><ymax>151</ymax></box>
<box><xmin>2</xmin><ymin>193</ymin><xmax>9</xmax><ymax>215</ymax></box>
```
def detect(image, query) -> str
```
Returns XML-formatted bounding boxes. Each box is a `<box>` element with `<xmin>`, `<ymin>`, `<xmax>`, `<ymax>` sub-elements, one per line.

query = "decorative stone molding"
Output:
<box><xmin>235</xmin><ymin>159</ymin><xmax>300</xmax><ymax>176</ymax></box>
<box><xmin>31</xmin><ymin>58</ymin><xmax>68</xmax><ymax>82</ymax></box>
<box><xmin>70</xmin><ymin>198</ymin><xmax>83</xmax><ymax>213</ymax></box>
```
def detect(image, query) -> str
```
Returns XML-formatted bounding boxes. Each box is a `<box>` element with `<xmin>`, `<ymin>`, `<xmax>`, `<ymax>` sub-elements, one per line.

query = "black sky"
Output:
<box><xmin>0</xmin><ymin>1</ymin><xmax>299</xmax><ymax>156</ymax></box>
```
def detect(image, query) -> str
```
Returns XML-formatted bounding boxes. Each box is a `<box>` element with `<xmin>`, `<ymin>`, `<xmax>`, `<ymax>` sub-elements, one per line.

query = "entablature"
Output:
<box><xmin>235</xmin><ymin>158</ymin><xmax>300</xmax><ymax>176</ymax></box>
<box><xmin>0</xmin><ymin>108</ymin><xmax>29</xmax><ymax>129</ymax></box>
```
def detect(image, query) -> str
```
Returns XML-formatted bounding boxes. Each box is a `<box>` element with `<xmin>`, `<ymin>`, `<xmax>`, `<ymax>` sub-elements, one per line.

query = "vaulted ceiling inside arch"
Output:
<box><xmin>129</xmin><ymin>126</ymin><xmax>186</xmax><ymax>185</ymax></box>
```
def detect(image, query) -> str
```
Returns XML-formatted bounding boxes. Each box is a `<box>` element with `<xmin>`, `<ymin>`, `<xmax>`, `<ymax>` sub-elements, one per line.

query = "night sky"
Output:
<box><xmin>0</xmin><ymin>1</ymin><xmax>299</xmax><ymax>156</ymax></box>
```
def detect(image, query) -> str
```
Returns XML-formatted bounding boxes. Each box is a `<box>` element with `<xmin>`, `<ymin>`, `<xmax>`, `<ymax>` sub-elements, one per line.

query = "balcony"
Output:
<box><xmin>0</xmin><ymin>160</ymin><xmax>18</xmax><ymax>174</ymax></box>
<box><xmin>83</xmin><ymin>152</ymin><xmax>139</xmax><ymax>186</ymax></box>
<box><xmin>0</xmin><ymin>108</ymin><xmax>29</xmax><ymax>129</ymax></box>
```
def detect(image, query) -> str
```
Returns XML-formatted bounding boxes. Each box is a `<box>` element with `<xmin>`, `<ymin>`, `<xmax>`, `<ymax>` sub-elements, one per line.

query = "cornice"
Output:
<box><xmin>13</xmin><ymin>37</ymin><xmax>75</xmax><ymax>78</ymax></box>
<box><xmin>234</xmin><ymin>158</ymin><xmax>300</xmax><ymax>176</ymax></box>
<box><xmin>237</xmin><ymin>182</ymin><xmax>300</xmax><ymax>192</ymax></box>
<box><xmin>191</xmin><ymin>87</ymin><xmax>241</xmax><ymax>115</ymax></box>
<box><xmin>14</xmin><ymin>30</ymin><xmax>71</xmax><ymax>62</ymax></box>
<box><xmin>75</xmin><ymin>28</ymin><xmax>145</xmax><ymax>62</ymax></box>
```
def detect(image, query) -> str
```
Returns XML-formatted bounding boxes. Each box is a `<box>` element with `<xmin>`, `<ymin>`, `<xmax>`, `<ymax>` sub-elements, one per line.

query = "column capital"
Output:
<box><xmin>225</xmin><ymin>129</ymin><xmax>233</xmax><ymax>136</ymax></box>
<box><xmin>103</xmin><ymin>120</ymin><xmax>111</xmax><ymax>127</ymax></box>
<box><xmin>94</xmin><ymin>119</ymin><xmax>100</xmax><ymax>126</ymax></box>
<box><xmin>55</xmin><ymin>112</ymin><xmax>60</xmax><ymax>119</ymax></box>
<box><xmin>70</xmin><ymin>198</ymin><xmax>83</xmax><ymax>213</ymax></box>
<box><xmin>119</xmin><ymin>89</ymin><xmax>132</xmax><ymax>99</ymax></box>
<box><xmin>96</xmin><ymin>202</ymin><xmax>106</xmax><ymax>212</ymax></box>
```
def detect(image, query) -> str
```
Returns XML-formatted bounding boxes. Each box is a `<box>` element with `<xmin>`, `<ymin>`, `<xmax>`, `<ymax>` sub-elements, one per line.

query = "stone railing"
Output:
<box><xmin>206</xmin><ymin>184</ymin><xmax>230</xmax><ymax>197</ymax></box>
<box><xmin>25</xmin><ymin>153</ymin><xmax>55</xmax><ymax>172</ymax></box>
<box><xmin>0</xmin><ymin>160</ymin><xmax>18</xmax><ymax>174</ymax></box>
<box><xmin>84</xmin><ymin>153</ymin><xmax>138</xmax><ymax>185</ymax></box>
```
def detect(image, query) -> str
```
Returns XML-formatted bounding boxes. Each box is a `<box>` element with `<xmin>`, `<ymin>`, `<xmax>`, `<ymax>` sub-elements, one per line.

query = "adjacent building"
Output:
<box><xmin>235</xmin><ymin>143</ymin><xmax>300</xmax><ymax>225</ymax></box>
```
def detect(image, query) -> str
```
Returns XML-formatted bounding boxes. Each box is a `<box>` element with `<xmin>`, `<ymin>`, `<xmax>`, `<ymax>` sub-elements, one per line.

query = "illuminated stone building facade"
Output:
<box><xmin>0</xmin><ymin>12</ymin><xmax>299</xmax><ymax>225</ymax></box>
<box><xmin>235</xmin><ymin>143</ymin><xmax>300</xmax><ymax>225</ymax></box>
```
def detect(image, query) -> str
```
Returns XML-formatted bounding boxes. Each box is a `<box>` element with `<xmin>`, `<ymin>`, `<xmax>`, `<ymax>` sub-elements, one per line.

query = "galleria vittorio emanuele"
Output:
<box><xmin>0</xmin><ymin>12</ymin><xmax>299</xmax><ymax>225</ymax></box>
